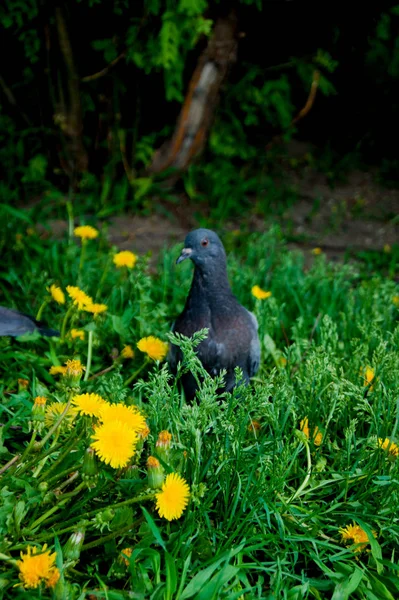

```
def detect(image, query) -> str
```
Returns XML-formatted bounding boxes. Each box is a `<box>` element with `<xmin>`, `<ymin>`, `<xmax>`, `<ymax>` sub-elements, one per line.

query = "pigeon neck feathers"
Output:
<box><xmin>186</xmin><ymin>259</ymin><xmax>234</xmax><ymax>313</ymax></box>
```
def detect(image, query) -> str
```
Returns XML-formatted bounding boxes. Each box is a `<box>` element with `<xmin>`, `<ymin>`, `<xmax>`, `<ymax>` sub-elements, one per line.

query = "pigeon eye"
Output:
<box><xmin>201</xmin><ymin>238</ymin><xmax>209</xmax><ymax>247</ymax></box>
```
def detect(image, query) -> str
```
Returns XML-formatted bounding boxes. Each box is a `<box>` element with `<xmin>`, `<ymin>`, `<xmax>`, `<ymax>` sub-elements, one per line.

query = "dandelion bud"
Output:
<box><xmin>38</xmin><ymin>481</ymin><xmax>49</xmax><ymax>493</ymax></box>
<box><xmin>93</xmin><ymin>508</ymin><xmax>115</xmax><ymax>531</ymax></box>
<box><xmin>147</xmin><ymin>456</ymin><xmax>165</xmax><ymax>489</ymax></box>
<box><xmin>63</xmin><ymin>359</ymin><xmax>85</xmax><ymax>387</ymax></box>
<box><xmin>52</xmin><ymin>578</ymin><xmax>75</xmax><ymax>600</ymax></box>
<box><xmin>63</xmin><ymin>527</ymin><xmax>85</xmax><ymax>563</ymax></box>
<box><xmin>155</xmin><ymin>430</ymin><xmax>172</xmax><ymax>462</ymax></box>
<box><xmin>81</xmin><ymin>447</ymin><xmax>99</xmax><ymax>487</ymax></box>
<box><xmin>32</xmin><ymin>396</ymin><xmax>47</xmax><ymax>432</ymax></box>
<box><xmin>136</xmin><ymin>424</ymin><xmax>150</xmax><ymax>452</ymax></box>
<box><xmin>42</xmin><ymin>491</ymin><xmax>56</xmax><ymax>505</ymax></box>
<box><xmin>18</xmin><ymin>378</ymin><xmax>29</xmax><ymax>391</ymax></box>
<box><xmin>124</xmin><ymin>463</ymin><xmax>140</xmax><ymax>481</ymax></box>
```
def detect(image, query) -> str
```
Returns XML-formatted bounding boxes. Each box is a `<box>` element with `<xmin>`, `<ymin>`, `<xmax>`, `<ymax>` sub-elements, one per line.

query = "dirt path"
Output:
<box><xmin>38</xmin><ymin>168</ymin><xmax>398</xmax><ymax>264</ymax></box>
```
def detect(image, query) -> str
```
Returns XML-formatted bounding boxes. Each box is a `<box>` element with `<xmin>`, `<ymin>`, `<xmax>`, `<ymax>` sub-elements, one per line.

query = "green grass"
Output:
<box><xmin>1</xmin><ymin>206</ymin><xmax>399</xmax><ymax>599</ymax></box>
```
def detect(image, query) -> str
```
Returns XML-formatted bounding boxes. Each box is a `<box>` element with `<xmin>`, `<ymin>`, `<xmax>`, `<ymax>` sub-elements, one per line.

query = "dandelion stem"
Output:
<box><xmin>61</xmin><ymin>305</ymin><xmax>74</xmax><ymax>342</ymax></box>
<box><xmin>95</xmin><ymin>254</ymin><xmax>112</xmax><ymax>300</ymax></box>
<box><xmin>39</xmin><ymin>430</ymin><xmax>81</xmax><ymax>483</ymax></box>
<box><xmin>35</xmin><ymin>299</ymin><xmax>49</xmax><ymax>322</ymax></box>
<box><xmin>78</xmin><ymin>240</ymin><xmax>86</xmax><ymax>278</ymax></box>
<box><xmin>53</xmin><ymin>470</ymin><xmax>79</xmax><ymax>493</ymax></box>
<box><xmin>0</xmin><ymin>454</ymin><xmax>20</xmax><ymax>476</ymax></box>
<box><xmin>124</xmin><ymin>359</ymin><xmax>148</xmax><ymax>387</ymax></box>
<box><xmin>27</xmin><ymin>482</ymin><xmax>86</xmax><ymax>533</ymax></box>
<box><xmin>37</xmin><ymin>397</ymin><xmax>73</xmax><ymax>449</ymax></box>
<box><xmin>289</xmin><ymin>440</ymin><xmax>312</xmax><ymax>502</ymax></box>
<box><xmin>15</xmin><ymin>441</ymin><xmax>64</xmax><ymax>478</ymax></box>
<box><xmin>20</xmin><ymin>431</ymin><xmax>37</xmax><ymax>463</ymax></box>
<box><xmin>89</xmin><ymin>364</ymin><xmax>115</xmax><ymax>381</ymax></box>
<box><xmin>66</xmin><ymin>195</ymin><xmax>74</xmax><ymax>240</ymax></box>
<box><xmin>84</xmin><ymin>330</ymin><xmax>94</xmax><ymax>382</ymax></box>
<box><xmin>81</xmin><ymin>517</ymin><xmax>144</xmax><ymax>551</ymax></box>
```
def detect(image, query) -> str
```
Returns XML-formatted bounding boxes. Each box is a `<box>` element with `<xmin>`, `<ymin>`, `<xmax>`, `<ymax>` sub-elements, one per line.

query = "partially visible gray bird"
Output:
<box><xmin>0</xmin><ymin>306</ymin><xmax>59</xmax><ymax>338</ymax></box>
<box><xmin>168</xmin><ymin>228</ymin><xmax>260</xmax><ymax>399</ymax></box>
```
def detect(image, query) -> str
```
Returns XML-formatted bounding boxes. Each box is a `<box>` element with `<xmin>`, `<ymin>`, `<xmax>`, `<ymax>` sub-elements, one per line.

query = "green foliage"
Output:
<box><xmin>0</xmin><ymin>210</ymin><xmax>399</xmax><ymax>596</ymax></box>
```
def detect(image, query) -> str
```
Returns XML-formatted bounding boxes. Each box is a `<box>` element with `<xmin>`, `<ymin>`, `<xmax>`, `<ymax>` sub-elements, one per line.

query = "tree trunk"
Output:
<box><xmin>148</xmin><ymin>9</ymin><xmax>238</xmax><ymax>175</ymax></box>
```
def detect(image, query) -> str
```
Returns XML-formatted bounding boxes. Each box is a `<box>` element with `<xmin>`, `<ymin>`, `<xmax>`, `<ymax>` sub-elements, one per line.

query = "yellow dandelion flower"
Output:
<box><xmin>278</xmin><ymin>356</ymin><xmax>287</xmax><ymax>368</ymax></box>
<box><xmin>48</xmin><ymin>284</ymin><xmax>65</xmax><ymax>305</ymax></box>
<box><xmin>70</xmin><ymin>328</ymin><xmax>85</xmax><ymax>341</ymax></box>
<box><xmin>65</xmin><ymin>359</ymin><xmax>85</xmax><ymax>377</ymax></box>
<box><xmin>137</xmin><ymin>336</ymin><xmax>168</xmax><ymax>361</ymax></box>
<box><xmin>313</xmin><ymin>429</ymin><xmax>323</xmax><ymax>446</ymax></box>
<box><xmin>91</xmin><ymin>420</ymin><xmax>138</xmax><ymax>468</ymax></box>
<box><xmin>99</xmin><ymin>403</ymin><xmax>146</xmax><ymax>432</ymax></box>
<box><xmin>360</xmin><ymin>366</ymin><xmax>375</xmax><ymax>390</ymax></box>
<box><xmin>45</xmin><ymin>567</ymin><xmax>60</xmax><ymax>588</ymax></box>
<box><xmin>44</xmin><ymin>402</ymin><xmax>77</xmax><ymax>428</ymax></box>
<box><xmin>251</xmin><ymin>285</ymin><xmax>272</xmax><ymax>300</ymax></box>
<box><xmin>119</xmin><ymin>547</ymin><xmax>133</xmax><ymax>566</ymax></box>
<box><xmin>248</xmin><ymin>419</ymin><xmax>261</xmax><ymax>433</ymax></box>
<box><xmin>312</xmin><ymin>247</ymin><xmax>323</xmax><ymax>256</ymax></box>
<box><xmin>300</xmin><ymin>417</ymin><xmax>323</xmax><ymax>446</ymax></box>
<box><xmin>155</xmin><ymin>473</ymin><xmax>190</xmax><ymax>521</ymax></box>
<box><xmin>49</xmin><ymin>365</ymin><xmax>67</xmax><ymax>376</ymax></box>
<box><xmin>121</xmin><ymin>345</ymin><xmax>134</xmax><ymax>359</ymax></box>
<box><xmin>393</xmin><ymin>295</ymin><xmax>399</xmax><ymax>308</ymax></box>
<box><xmin>113</xmin><ymin>251</ymin><xmax>138</xmax><ymax>269</ymax></box>
<box><xmin>18</xmin><ymin>378</ymin><xmax>29</xmax><ymax>389</ymax></box>
<box><xmin>74</xmin><ymin>225</ymin><xmax>99</xmax><ymax>240</ymax></box>
<box><xmin>66</xmin><ymin>286</ymin><xmax>93</xmax><ymax>310</ymax></box>
<box><xmin>72</xmin><ymin>393</ymin><xmax>107</xmax><ymax>417</ymax></box>
<box><xmin>17</xmin><ymin>545</ymin><xmax>59</xmax><ymax>589</ymax></box>
<box><xmin>378</xmin><ymin>437</ymin><xmax>399</xmax><ymax>457</ymax></box>
<box><xmin>84</xmin><ymin>302</ymin><xmax>108</xmax><ymax>315</ymax></box>
<box><xmin>34</xmin><ymin>396</ymin><xmax>46</xmax><ymax>407</ymax></box>
<box><xmin>339</xmin><ymin>522</ymin><xmax>376</xmax><ymax>553</ymax></box>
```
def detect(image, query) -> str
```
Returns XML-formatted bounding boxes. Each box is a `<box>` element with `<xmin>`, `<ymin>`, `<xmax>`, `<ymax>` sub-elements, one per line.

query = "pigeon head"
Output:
<box><xmin>176</xmin><ymin>229</ymin><xmax>226</xmax><ymax>269</ymax></box>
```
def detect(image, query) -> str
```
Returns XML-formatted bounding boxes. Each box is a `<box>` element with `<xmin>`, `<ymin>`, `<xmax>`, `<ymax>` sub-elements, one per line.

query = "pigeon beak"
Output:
<box><xmin>176</xmin><ymin>247</ymin><xmax>193</xmax><ymax>264</ymax></box>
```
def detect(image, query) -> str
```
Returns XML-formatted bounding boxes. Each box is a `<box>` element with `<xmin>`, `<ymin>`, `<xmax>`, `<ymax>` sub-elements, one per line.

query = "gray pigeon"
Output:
<box><xmin>0</xmin><ymin>306</ymin><xmax>59</xmax><ymax>337</ymax></box>
<box><xmin>168</xmin><ymin>228</ymin><xmax>260</xmax><ymax>399</ymax></box>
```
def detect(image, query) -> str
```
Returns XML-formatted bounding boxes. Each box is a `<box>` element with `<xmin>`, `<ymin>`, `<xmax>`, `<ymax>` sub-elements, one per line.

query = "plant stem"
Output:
<box><xmin>19</xmin><ymin>431</ymin><xmax>37</xmax><ymax>463</ymax></box>
<box><xmin>124</xmin><ymin>359</ymin><xmax>148</xmax><ymax>387</ymax></box>
<box><xmin>15</xmin><ymin>441</ymin><xmax>64</xmax><ymax>477</ymax></box>
<box><xmin>0</xmin><ymin>454</ymin><xmax>20</xmax><ymax>476</ymax></box>
<box><xmin>289</xmin><ymin>441</ymin><xmax>312</xmax><ymax>503</ymax></box>
<box><xmin>27</xmin><ymin>482</ymin><xmax>86</xmax><ymax>533</ymax></box>
<box><xmin>35</xmin><ymin>299</ymin><xmax>49</xmax><ymax>322</ymax></box>
<box><xmin>61</xmin><ymin>304</ymin><xmax>74</xmax><ymax>342</ymax></box>
<box><xmin>78</xmin><ymin>240</ymin><xmax>86</xmax><ymax>277</ymax></box>
<box><xmin>89</xmin><ymin>364</ymin><xmax>115</xmax><ymax>381</ymax></box>
<box><xmin>81</xmin><ymin>517</ymin><xmax>144</xmax><ymax>551</ymax></box>
<box><xmin>95</xmin><ymin>255</ymin><xmax>112</xmax><ymax>300</ymax></box>
<box><xmin>66</xmin><ymin>196</ymin><xmax>74</xmax><ymax>240</ymax></box>
<box><xmin>87</xmin><ymin>492</ymin><xmax>156</xmax><ymax>516</ymax></box>
<box><xmin>31</xmin><ymin>523</ymin><xmax>88</xmax><ymax>543</ymax></box>
<box><xmin>39</xmin><ymin>430</ymin><xmax>81</xmax><ymax>483</ymax></box>
<box><xmin>84</xmin><ymin>330</ymin><xmax>94</xmax><ymax>381</ymax></box>
<box><xmin>37</xmin><ymin>397</ymin><xmax>73</xmax><ymax>449</ymax></box>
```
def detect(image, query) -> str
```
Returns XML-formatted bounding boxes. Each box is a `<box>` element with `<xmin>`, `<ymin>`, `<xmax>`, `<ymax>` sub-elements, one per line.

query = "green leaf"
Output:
<box><xmin>165</xmin><ymin>552</ymin><xmax>177</xmax><ymax>599</ymax></box>
<box><xmin>141</xmin><ymin>506</ymin><xmax>166</xmax><ymax>550</ymax></box>
<box><xmin>331</xmin><ymin>565</ymin><xmax>363</xmax><ymax>600</ymax></box>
